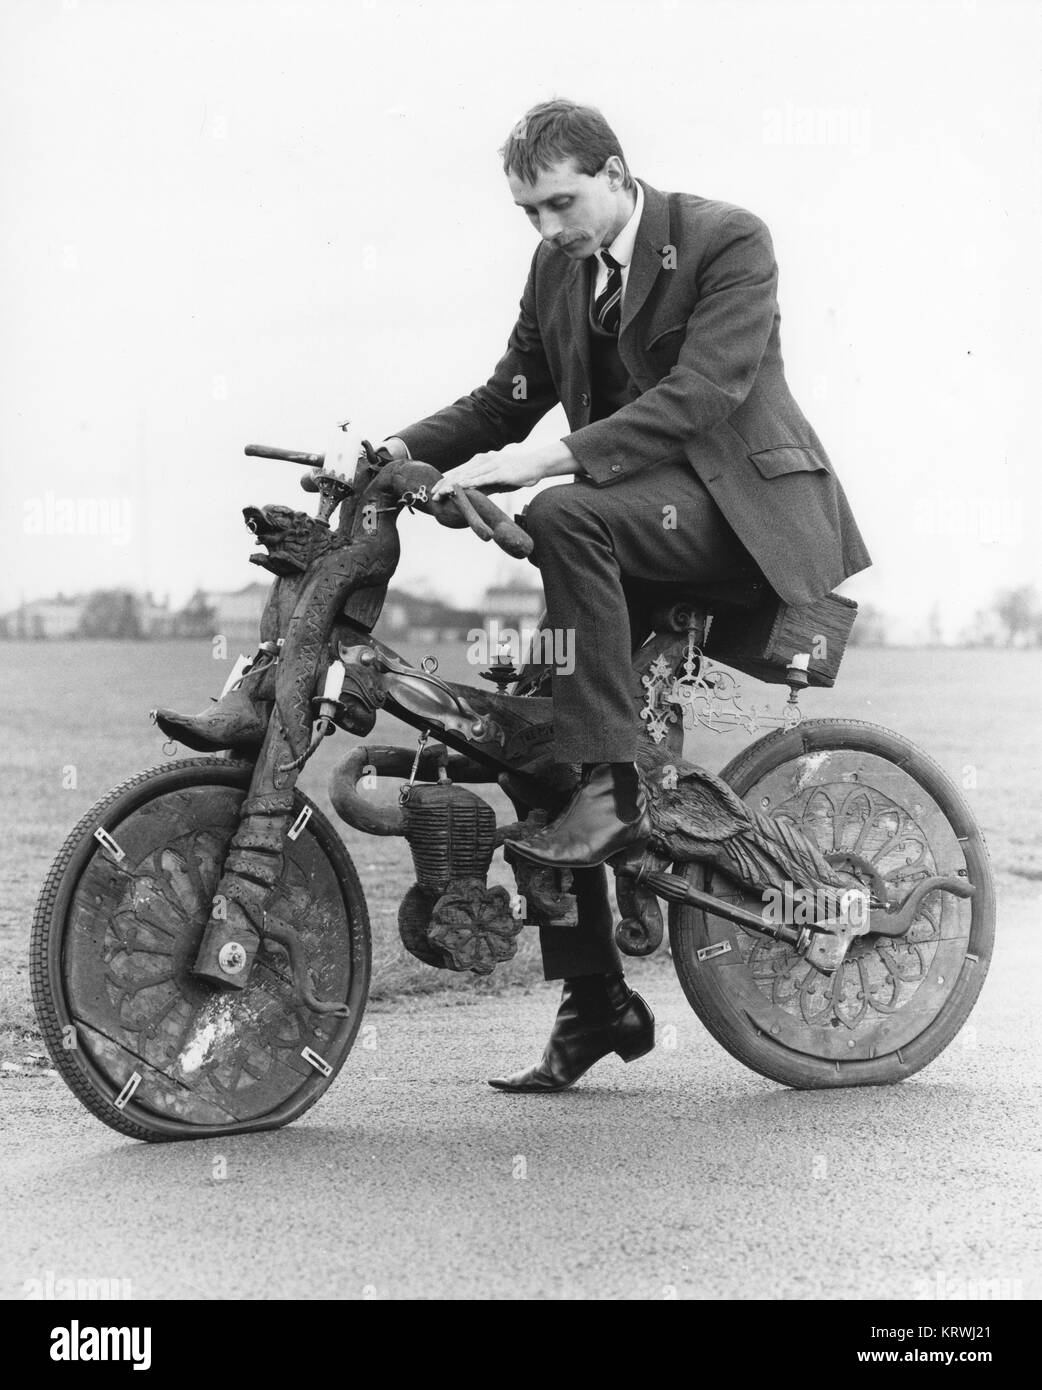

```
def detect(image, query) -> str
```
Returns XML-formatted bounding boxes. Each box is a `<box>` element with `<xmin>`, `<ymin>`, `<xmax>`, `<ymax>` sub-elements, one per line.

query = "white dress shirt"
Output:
<box><xmin>592</xmin><ymin>179</ymin><xmax>645</xmax><ymax>307</ymax></box>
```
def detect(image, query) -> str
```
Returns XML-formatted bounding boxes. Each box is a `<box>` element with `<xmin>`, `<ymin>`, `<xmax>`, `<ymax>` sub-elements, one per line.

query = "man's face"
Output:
<box><xmin>508</xmin><ymin>156</ymin><xmax>629</xmax><ymax>258</ymax></box>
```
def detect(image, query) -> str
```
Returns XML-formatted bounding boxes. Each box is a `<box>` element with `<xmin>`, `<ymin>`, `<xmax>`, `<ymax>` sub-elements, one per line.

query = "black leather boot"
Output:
<box><xmin>152</xmin><ymin>657</ymin><xmax>275</xmax><ymax>753</ymax></box>
<box><xmin>488</xmin><ymin>973</ymin><xmax>655</xmax><ymax>1093</ymax></box>
<box><xmin>504</xmin><ymin>762</ymin><xmax>651</xmax><ymax>869</ymax></box>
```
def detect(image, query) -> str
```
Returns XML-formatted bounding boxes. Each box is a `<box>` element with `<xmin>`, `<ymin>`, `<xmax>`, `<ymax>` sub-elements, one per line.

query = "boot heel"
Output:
<box><xmin>615</xmin><ymin>1035</ymin><xmax>655</xmax><ymax>1063</ymax></box>
<box><xmin>610</xmin><ymin>992</ymin><xmax>655</xmax><ymax>1063</ymax></box>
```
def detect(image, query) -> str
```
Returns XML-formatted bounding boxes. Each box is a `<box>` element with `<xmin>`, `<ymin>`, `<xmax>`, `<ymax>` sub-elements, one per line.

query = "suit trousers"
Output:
<box><xmin>524</xmin><ymin>457</ymin><xmax>754</xmax><ymax>980</ymax></box>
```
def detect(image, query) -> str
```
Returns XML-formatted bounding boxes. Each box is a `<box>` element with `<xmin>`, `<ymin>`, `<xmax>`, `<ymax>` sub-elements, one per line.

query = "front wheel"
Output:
<box><xmin>668</xmin><ymin>720</ymin><xmax>995</xmax><ymax>1089</ymax></box>
<box><xmin>30</xmin><ymin>758</ymin><xmax>371</xmax><ymax>1141</ymax></box>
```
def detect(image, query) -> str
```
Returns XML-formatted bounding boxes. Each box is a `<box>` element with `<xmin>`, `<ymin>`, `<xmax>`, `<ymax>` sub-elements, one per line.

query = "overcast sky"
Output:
<box><xmin>2</xmin><ymin>0</ymin><xmax>1039</xmax><ymax>641</ymax></box>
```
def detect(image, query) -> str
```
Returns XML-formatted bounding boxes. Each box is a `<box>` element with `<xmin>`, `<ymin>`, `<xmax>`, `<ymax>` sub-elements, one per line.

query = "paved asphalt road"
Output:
<box><xmin>2</xmin><ymin>893</ymin><xmax>1040</xmax><ymax>1302</ymax></box>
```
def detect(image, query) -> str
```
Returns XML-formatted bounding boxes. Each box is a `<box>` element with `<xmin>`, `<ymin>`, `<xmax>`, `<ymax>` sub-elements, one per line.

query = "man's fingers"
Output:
<box><xmin>433</xmin><ymin>472</ymin><xmax>484</xmax><ymax>497</ymax></box>
<box><xmin>429</xmin><ymin>455</ymin><xmax>508</xmax><ymax>501</ymax></box>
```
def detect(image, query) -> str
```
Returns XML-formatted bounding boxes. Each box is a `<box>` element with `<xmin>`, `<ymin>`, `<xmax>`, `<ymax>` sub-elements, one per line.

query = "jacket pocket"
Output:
<box><xmin>748</xmin><ymin>446</ymin><xmax>828</xmax><ymax>478</ymax></box>
<box><xmin>645</xmin><ymin>323</ymin><xmax>686</xmax><ymax>350</ymax></box>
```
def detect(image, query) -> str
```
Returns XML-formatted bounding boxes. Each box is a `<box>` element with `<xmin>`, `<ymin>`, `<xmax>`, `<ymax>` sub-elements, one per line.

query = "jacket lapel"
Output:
<box><xmin>561</xmin><ymin>179</ymin><xmax>670</xmax><ymax>394</ymax></box>
<box><xmin>620</xmin><ymin>178</ymin><xmax>670</xmax><ymax>340</ymax></box>
<box><xmin>566</xmin><ymin>254</ymin><xmax>594</xmax><ymax>389</ymax></box>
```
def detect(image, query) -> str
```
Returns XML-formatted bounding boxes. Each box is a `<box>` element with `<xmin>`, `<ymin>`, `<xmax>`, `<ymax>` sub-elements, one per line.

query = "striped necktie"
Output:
<box><xmin>593</xmin><ymin>248</ymin><xmax>623</xmax><ymax>335</ymax></box>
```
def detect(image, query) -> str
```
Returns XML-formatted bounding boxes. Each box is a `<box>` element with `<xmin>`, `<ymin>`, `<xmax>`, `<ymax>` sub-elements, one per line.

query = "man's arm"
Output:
<box><xmin>564</xmin><ymin>209</ymin><xmax>779</xmax><ymax>485</ymax></box>
<box><xmin>390</xmin><ymin>246</ymin><xmax>560</xmax><ymax>471</ymax></box>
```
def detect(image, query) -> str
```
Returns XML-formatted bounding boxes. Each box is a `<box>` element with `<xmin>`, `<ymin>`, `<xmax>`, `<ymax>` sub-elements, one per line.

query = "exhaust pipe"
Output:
<box><xmin>329</xmin><ymin>743</ymin><xmax>496</xmax><ymax>835</ymax></box>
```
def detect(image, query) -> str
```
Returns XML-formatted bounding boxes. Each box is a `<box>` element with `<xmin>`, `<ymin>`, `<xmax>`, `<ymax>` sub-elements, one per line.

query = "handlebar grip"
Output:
<box><xmin>244</xmin><ymin>444</ymin><xmax>325</xmax><ymax>467</ymax></box>
<box><xmin>461</xmin><ymin>488</ymin><xmax>533</xmax><ymax>559</ymax></box>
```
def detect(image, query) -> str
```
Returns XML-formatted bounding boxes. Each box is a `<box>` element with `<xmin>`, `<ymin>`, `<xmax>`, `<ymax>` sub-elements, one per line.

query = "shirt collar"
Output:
<box><xmin>600</xmin><ymin>179</ymin><xmax>644</xmax><ymax>269</ymax></box>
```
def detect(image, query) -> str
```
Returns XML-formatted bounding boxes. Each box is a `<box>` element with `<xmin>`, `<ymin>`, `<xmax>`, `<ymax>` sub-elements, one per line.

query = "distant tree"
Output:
<box><xmin>993</xmin><ymin>585</ymin><xmax>1040</xmax><ymax>647</ymax></box>
<box><xmin>78</xmin><ymin>589</ymin><xmax>143</xmax><ymax>640</ymax></box>
<box><xmin>174</xmin><ymin>589</ymin><xmax>218</xmax><ymax>639</ymax></box>
<box><xmin>848</xmin><ymin>602</ymin><xmax>888</xmax><ymax>647</ymax></box>
<box><xmin>958</xmin><ymin>609</ymin><xmax>999</xmax><ymax>648</ymax></box>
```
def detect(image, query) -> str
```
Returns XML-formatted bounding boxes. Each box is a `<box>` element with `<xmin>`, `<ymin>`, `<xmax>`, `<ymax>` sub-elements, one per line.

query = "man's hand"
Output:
<box><xmin>376</xmin><ymin>436</ymin><xmax>411</xmax><ymax>462</ymax></box>
<box><xmin>429</xmin><ymin>440</ymin><xmax>579</xmax><ymax>501</ymax></box>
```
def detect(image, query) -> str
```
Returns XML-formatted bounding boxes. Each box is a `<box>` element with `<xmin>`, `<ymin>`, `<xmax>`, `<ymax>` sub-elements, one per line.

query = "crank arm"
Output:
<box><xmin>629</xmin><ymin>865</ymin><xmax>804</xmax><ymax>950</ymax></box>
<box><xmin>619</xmin><ymin>857</ymin><xmax>864</xmax><ymax>974</ymax></box>
<box><xmin>870</xmin><ymin>874</ymin><xmax>975</xmax><ymax>938</ymax></box>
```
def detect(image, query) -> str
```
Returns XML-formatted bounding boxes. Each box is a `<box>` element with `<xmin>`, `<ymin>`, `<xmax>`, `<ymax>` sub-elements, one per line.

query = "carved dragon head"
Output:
<box><xmin>243</xmin><ymin>504</ymin><xmax>337</xmax><ymax>576</ymax></box>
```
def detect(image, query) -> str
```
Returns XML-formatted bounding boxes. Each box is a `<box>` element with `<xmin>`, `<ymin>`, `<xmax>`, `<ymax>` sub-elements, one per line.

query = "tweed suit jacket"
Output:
<box><xmin>394</xmin><ymin>178</ymin><xmax>872</xmax><ymax>606</ymax></box>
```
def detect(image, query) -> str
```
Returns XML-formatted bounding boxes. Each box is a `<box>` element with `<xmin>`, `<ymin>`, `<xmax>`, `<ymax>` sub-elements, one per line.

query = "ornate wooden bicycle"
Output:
<box><xmin>30</xmin><ymin>441</ymin><xmax>995</xmax><ymax>1140</ymax></box>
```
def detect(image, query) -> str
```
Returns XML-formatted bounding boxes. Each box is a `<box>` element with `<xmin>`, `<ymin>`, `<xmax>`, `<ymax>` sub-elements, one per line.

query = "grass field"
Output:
<box><xmin>2</xmin><ymin>638</ymin><xmax>1039</xmax><ymax>1063</ymax></box>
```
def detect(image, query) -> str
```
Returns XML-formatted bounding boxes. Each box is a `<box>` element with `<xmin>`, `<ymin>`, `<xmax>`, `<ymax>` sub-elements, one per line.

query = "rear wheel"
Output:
<box><xmin>668</xmin><ymin>720</ymin><xmax>995</xmax><ymax>1088</ymax></box>
<box><xmin>31</xmin><ymin>758</ymin><xmax>371</xmax><ymax>1141</ymax></box>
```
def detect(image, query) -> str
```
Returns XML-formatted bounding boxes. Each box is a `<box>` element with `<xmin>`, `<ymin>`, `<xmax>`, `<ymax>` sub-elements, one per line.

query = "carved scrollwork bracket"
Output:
<box><xmin>640</xmin><ymin>626</ymin><xmax>803</xmax><ymax>743</ymax></box>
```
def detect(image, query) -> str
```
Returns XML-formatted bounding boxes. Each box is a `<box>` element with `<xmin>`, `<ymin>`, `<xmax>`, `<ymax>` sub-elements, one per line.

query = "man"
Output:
<box><xmin>375</xmin><ymin>100</ymin><xmax>871</xmax><ymax>1092</ymax></box>
<box><xmin>161</xmin><ymin>99</ymin><xmax>870</xmax><ymax>1095</ymax></box>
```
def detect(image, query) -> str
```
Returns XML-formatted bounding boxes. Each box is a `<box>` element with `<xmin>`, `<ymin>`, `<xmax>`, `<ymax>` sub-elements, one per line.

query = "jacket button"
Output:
<box><xmin>611</xmin><ymin>464</ymin><xmax>621</xmax><ymax>473</ymax></box>
<box><xmin>580</xmin><ymin>392</ymin><xmax>590</xmax><ymax>407</ymax></box>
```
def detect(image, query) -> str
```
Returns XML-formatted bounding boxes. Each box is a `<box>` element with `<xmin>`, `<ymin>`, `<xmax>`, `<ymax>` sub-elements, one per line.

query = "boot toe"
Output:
<box><xmin>152</xmin><ymin>697</ymin><xmax>268</xmax><ymax>753</ymax></box>
<box><xmin>152</xmin><ymin>709</ymin><xmax>220</xmax><ymax>752</ymax></box>
<box><xmin>490</xmin><ymin>978</ymin><xmax>656</xmax><ymax>1094</ymax></box>
<box><xmin>488</xmin><ymin>1067</ymin><xmax>572</xmax><ymax>1093</ymax></box>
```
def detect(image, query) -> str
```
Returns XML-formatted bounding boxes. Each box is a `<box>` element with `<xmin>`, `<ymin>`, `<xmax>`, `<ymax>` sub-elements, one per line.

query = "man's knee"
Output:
<box><xmin>523</xmin><ymin>481</ymin><xmax>599</xmax><ymax>541</ymax></box>
<box><xmin>524</xmin><ymin>484</ymin><xmax>571</xmax><ymax>536</ymax></box>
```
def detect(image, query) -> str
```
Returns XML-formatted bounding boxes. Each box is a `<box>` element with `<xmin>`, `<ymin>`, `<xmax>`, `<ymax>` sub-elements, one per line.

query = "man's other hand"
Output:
<box><xmin>376</xmin><ymin>436</ymin><xmax>411</xmax><ymax>462</ymax></box>
<box><xmin>429</xmin><ymin>441</ymin><xmax>579</xmax><ymax>501</ymax></box>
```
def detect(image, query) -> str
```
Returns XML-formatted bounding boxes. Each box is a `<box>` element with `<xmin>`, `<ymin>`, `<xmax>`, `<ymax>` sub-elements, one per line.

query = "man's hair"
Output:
<box><xmin>500</xmin><ymin>100</ymin><xmax>634</xmax><ymax>189</ymax></box>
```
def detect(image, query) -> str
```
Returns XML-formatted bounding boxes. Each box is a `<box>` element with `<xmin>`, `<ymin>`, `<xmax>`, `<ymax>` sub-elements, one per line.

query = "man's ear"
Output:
<box><xmin>604</xmin><ymin>154</ymin><xmax>625</xmax><ymax>189</ymax></box>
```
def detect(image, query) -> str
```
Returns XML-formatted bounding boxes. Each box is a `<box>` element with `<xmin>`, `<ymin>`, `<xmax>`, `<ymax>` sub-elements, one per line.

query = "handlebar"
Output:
<box><xmin>244</xmin><ymin>444</ymin><xmax>325</xmax><ymax>467</ymax></box>
<box><xmin>243</xmin><ymin>442</ymin><xmax>533</xmax><ymax>559</ymax></box>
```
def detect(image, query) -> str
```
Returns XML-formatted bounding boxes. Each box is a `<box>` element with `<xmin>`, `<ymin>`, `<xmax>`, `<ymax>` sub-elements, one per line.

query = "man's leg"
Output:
<box><xmin>490</xmin><ymin>460</ymin><xmax>751</xmax><ymax>1092</ymax></box>
<box><xmin>490</xmin><ymin>859</ymin><xmax>652</xmax><ymax>1093</ymax></box>
<box><xmin>537</xmin><ymin>865</ymin><xmax>621</xmax><ymax>980</ymax></box>
<box><xmin>523</xmin><ymin>458</ymin><xmax>752</xmax><ymax>763</ymax></box>
<box><xmin>503</xmin><ymin>458</ymin><xmax>753</xmax><ymax>872</ymax></box>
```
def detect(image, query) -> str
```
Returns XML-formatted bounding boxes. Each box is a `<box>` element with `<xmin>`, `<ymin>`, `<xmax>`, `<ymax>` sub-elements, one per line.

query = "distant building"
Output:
<box><xmin>203</xmin><ymin>582</ymin><xmax>272</xmax><ymax>645</ymax></box>
<box><xmin>1</xmin><ymin>594</ymin><xmax>86</xmax><ymax>639</ymax></box>
<box><xmin>0</xmin><ymin>574</ymin><xmax>547</xmax><ymax>649</ymax></box>
<box><xmin>3</xmin><ymin>588</ymin><xmax>230</xmax><ymax>640</ymax></box>
<box><xmin>482</xmin><ymin>577</ymin><xmax>545</xmax><ymax>630</ymax></box>
<box><xmin>377</xmin><ymin>591</ymin><xmax>484</xmax><ymax>648</ymax></box>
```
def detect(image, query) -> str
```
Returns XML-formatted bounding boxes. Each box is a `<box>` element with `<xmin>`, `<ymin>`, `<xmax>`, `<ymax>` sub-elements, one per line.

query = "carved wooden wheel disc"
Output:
<box><xmin>31</xmin><ymin>759</ymin><xmax>371</xmax><ymax>1141</ymax></box>
<box><xmin>668</xmin><ymin>720</ymin><xmax>995</xmax><ymax>1089</ymax></box>
<box><xmin>707</xmin><ymin>759</ymin><xmax>961</xmax><ymax>1052</ymax></box>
